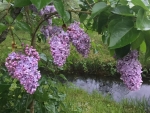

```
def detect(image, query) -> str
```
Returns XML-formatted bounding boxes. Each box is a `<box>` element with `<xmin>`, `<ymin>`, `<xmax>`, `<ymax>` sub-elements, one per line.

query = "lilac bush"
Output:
<box><xmin>116</xmin><ymin>50</ymin><xmax>143</xmax><ymax>91</ymax></box>
<box><xmin>5</xmin><ymin>45</ymin><xmax>41</xmax><ymax>94</ymax></box>
<box><xmin>67</xmin><ymin>22</ymin><xmax>90</xmax><ymax>57</ymax></box>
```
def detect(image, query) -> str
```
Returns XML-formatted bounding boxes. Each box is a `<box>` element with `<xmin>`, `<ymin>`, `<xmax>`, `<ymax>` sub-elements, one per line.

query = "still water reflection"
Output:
<box><xmin>66</xmin><ymin>75</ymin><xmax>150</xmax><ymax>102</ymax></box>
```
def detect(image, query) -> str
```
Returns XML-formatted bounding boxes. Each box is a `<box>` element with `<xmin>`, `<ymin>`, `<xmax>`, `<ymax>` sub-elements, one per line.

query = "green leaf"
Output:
<box><xmin>30</xmin><ymin>0</ymin><xmax>52</xmax><ymax>10</ymax></box>
<box><xmin>136</xmin><ymin>9</ymin><xmax>150</xmax><ymax>30</ymax></box>
<box><xmin>115</xmin><ymin>44</ymin><xmax>130</xmax><ymax>58</ymax></box>
<box><xmin>15</xmin><ymin>21</ymin><xmax>31</xmax><ymax>32</ymax></box>
<box><xmin>97</xmin><ymin>12</ymin><xmax>108</xmax><ymax>34</ymax></box>
<box><xmin>5</xmin><ymin>15</ymin><xmax>13</xmax><ymax>24</ymax></box>
<box><xmin>79</xmin><ymin>13</ymin><xmax>88</xmax><ymax>23</ymax></box>
<box><xmin>88</xmin><ymin>2</ymin><xmax>108</xmax><ymax>22</ymax></box>
<box><xmin>63</xmin><ymin>11</ymin><xmax>70</xmax><ymax>23</ymax></box>
<box><xmin>59</xmin><ymin>74</ymin><xmax>67</xmax><ymax>81</ymax></box>
<box><xmin>131</xmin><ymin>6</ymin><xmax>143</xmax><ymax>14</ymax></box>
<box><xmin>44</xmin><ymin>102</ymin><xmax>56</xmax><ymax>113</ymax></box>
<box><xmin>108</xmin><ymin>18</ymin><xmax>140</xmax><ymax>49</ymax></box>
<box><xmin>140</xmin><ymin>41</ymin><xmax>146</xmax><ymax>53</ymax></box>
<box><xmin>0</xmin><ymin>84</ymin><xmax>10</xmax><ymax>93</ymax></box>
<box><xmin>34</xmin><ymin>88</ymin><xmax>49</xmax><ymax>102</ymax></box>
<box><xmin>14</xmin><ymin>0</ymin><xmax>31</xmax><ymax>7</ymax></box>
<box><xmin>53</xmin><ymin>0</ymin><xmax>64</xmax><ymax>17</ymax></box>
<box><xmin>92</xmin><ymin>2</ymin><xmax>107</xmax><ymax>15</ymax></box>
<box><xmin>111</xmin><ymin>5</ymin><xmax>134</xmax><ymax>16</ymax></box>
<box><xmin>0</xmin><ymin>23</ymin><xmax>7</xmax><ymax>33</ymax></box>
<box><xmin>40</xmin><ymin>53</ymin><xmax>47</xmax><ymax>62</ymax></box>
<box><xmin>144</xmin><ymin>31</ymin><xmax>150</xmax><ymax>60</ymax></box>
<box><xmin>131</xmin><ymin>32</ymin><xmax>144</xmax><ymax>49</ymax></box>
<box><xmin>132</xmin><ymin>0</ymin><xmax>149</xmax><ymax>11</ymax></box>
<box><xmin>16</xmin><ymin>13</ymin><xmax>23</xmax><ymax>20</ymax></box>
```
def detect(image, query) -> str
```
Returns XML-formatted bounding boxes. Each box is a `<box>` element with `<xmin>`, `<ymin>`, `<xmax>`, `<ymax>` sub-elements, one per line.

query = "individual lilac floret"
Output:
<box><xmin>116</xmin><ymin>50</ymin><xmax>142</xmax><ymax>91</ymax></box>
<box><xmin>5</xmin><ymin>45</ymin><xmax>41</xmax><ymax>94</ymax></box>
<box><xmin>49</xmin><ymin>31</ymin><xmax>70</xmax><ymax>67</ymax></box>
<box><xmin>67</xmin><ymin>22</ymin><xmax>90</xmax><ymax>57</ymax></box>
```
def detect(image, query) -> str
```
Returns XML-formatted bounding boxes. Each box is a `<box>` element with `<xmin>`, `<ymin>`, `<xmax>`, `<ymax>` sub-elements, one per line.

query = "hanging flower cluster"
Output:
<box><xmin>116</xmin><ymin>50</ymin><xmax>143</xmax><ymax>91</ymax></box>
<box><xmin>5</xmin><ymin>45</ymin><xmax>41</xmax><ymax>94</ymax></box>
<box><xmin>49</xmin><ymin>31</ymin><xmax>70</xmax><ymax>67</ymax></box>
<box><xmin>67</xmin><ymin>22</ymin><xmax>90</xmax><ymax>57</ymax></box>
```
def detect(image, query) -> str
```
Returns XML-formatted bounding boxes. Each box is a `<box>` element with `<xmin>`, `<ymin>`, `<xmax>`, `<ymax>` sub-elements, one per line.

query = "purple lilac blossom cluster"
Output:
<box><xmin>67</xmin><ymin>22</ymin><xmax>90</xmax><ymax>57</ymax></box>
<box><xmin>116</xmin><ymin>50</ymin><xmax>142</xmax><ymax>91</ymax></box>
<box><xmin>49</xmin><ymin>31</ymin><xmax>70</xmax><ymax>67</ymax></box>
<box><xmin>5</xmin><ymin>45</ymin><xmax>41</xmax><ymax>94</ymax></box>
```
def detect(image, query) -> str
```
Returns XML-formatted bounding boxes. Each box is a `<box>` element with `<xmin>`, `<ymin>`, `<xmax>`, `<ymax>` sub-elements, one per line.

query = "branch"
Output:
<box><xmin>30</xmin><ymin>100</ymin><xmax>34</xmax><ymax>113</ymax></box>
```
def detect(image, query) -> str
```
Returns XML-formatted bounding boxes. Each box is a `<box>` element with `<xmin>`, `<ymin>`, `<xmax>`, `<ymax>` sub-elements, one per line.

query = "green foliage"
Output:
<box><xmin>111</xmin><ymin>5</ymin><xmax>134</xmax><ymax>16</ymax></box>
<box><xmin>136</xmin><ymin>8</ymin><xmax>150</xmax><ymax>30</ymax></box>
<box><xmin>53</xmin><ymin>0</ymin><xmax>70</xmax><ymax>22</ymax></box>
<box><xmin>108</xmin><ymin>17</ymin><xmax>140</xmax><ymax>49</ymax></box>
<box><xmin>88</xmin><ymin>2</ymin><xmax>108</xmax><ymax>22</ymax></box>
<box><xmin>30</xmin><ymin>0</ymin><xmax>52</xmax><ymax>10</ymax></box>
<box><xmin>14</xmin><ymin>0</ymin><xmax>31</xmax><ymax>7</ymax></box>
<box><xmin>14</xmin><ymin>21</ymin><xmax>31</xmax><ymax>32</ymax></box>
<box><xmin>0</xmin><ymin>23</ymin><xmax>7</xmax><ymax>33</ymax></box>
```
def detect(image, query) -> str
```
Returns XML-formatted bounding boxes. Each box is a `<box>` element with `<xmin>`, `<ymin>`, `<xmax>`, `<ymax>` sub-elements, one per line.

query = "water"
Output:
<box><xmin>66</xmin><ymin>75</ymin><xmax>150</xmax><ymax>102</ymax></box>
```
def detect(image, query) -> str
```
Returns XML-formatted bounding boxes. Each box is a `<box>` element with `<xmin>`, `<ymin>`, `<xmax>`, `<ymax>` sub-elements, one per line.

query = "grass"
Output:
<box><xmin>57</xmin><ymin>82</ymin><xmax>148</xmax><ymax>113</ymax></box>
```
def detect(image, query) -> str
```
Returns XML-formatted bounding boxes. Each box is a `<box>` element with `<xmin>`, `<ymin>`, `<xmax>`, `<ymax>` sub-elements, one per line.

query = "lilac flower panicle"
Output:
<box><xmin>14</xmin><ymin>56</ymin><xmax>41</xmax><ymax>94</ymax></box>
<box><xmin>5</xmin><ymin>45</ymin><xmax>41</xmax><ymax>94</ymax></box>
<box><xmin>67</xmin><ymin>22</ymin><xmax>90</xmax><ymax>57</ymax></box>
<box><xmin>116</xmin><ymin>50</ymin><xmax>142</xmax><ymax>91</ymax></box>
<box><xmin>49</xmin><ymin>31</ymin><xmax>70</xmax><ymax>67</ymax></box>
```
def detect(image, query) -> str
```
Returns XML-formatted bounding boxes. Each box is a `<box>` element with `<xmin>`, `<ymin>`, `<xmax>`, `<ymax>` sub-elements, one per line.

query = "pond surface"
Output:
<box><xmin>66</xmin><ymin>75</ymin><xmax>150</xmax><ymax>102</ymax></box>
